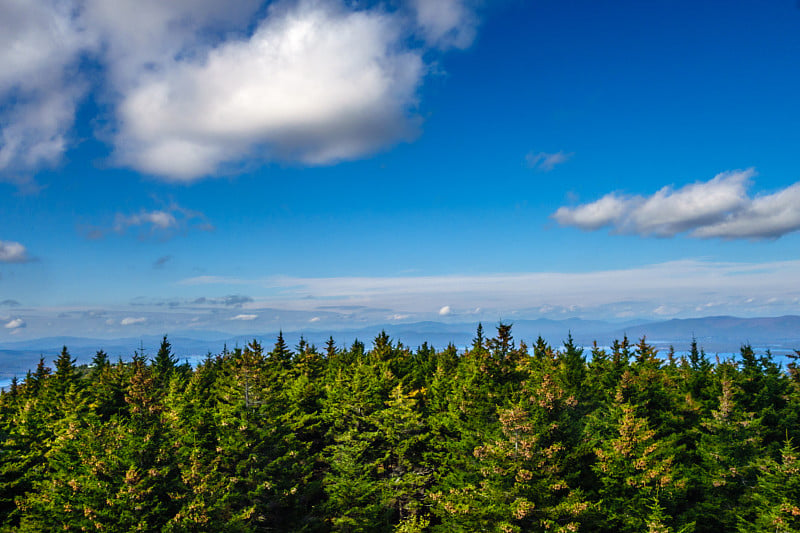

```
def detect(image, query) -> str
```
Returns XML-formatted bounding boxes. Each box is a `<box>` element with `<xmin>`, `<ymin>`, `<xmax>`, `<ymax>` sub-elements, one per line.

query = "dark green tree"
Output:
<box><xmin>152</xmin><ymin>335</ymin><xmax>178</xmax><ymax>387</ymax></box>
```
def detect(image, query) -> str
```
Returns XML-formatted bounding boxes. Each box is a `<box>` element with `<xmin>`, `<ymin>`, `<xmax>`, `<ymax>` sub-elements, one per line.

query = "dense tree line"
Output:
<box><xmin>1</xmin><ymin>326</ymin><xmax>800</xmax><ymax>532</ymax></box>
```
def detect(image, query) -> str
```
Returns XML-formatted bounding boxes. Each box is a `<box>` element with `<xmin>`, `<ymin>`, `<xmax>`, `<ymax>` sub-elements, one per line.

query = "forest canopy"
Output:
<box><xmin>1</xmin><ymin>326</ymin><xmax>799</xmax><ymax>532</ymax></box>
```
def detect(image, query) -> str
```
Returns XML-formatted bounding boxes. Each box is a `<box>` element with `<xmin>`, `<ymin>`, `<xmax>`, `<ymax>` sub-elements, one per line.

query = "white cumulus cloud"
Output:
<box><xmin>438</xmin><ymin>305</ymin><xmax>452</xmax><ymax>316</ymax></box>
<box><xmin>0</xmin><ymin>0</ymin><xmax>93</xmax><ymax>177</ymax></box>
<box><xmin>114</xmin><ymin>0</ymin><xmax>424</xmax><ymax>180</ymax></box>
<box><xmin>120</xmin><ymin>317</ymin><xmax>146</xmax><ymax>325</ymax></box>
<box><xmin>0</xmin><ymin>0</ymin><xmax>482</xmax><ymax>183</ymax></box>
<box><xmin>4</xmin><ymin>318</ymin><xmax>26</xmax><ymax>329</ymax></box>
<box><xmin>691</xmin><ymin>182</ymin><xmax>800</xmax><ymax>239</ymax></box>
<box><xmin>551</xmin><ymin>169</ymin><xmax>800</xmax><ymax>239</ymax></box>
<box><xmin>0</xmin><ymin>241</ymin><xmax>32</xmax><ymax>263</ymax></box>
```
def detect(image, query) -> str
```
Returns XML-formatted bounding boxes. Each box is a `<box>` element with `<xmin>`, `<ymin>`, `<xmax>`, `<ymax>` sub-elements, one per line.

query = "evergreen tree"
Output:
<box><xmin>472</xmin><ymin>323</ymin><xmax>485</xmax><ymax>352</ymax></box>
<box><xmin>738</xmin><ymin>439</ymin><xmax>800</xmax><ymax>532</ymax></box>
<box><xmin>90</xmin><ymin>349</ymin><xmax>110</xmax><ymax>377</ymax></box>
<box><xmin>590</xmin><ymin>390</ymin><xmax>682</xmax><ymax>531</ymax></box>
<box><xmin>3</xmin><ymin>329</ymin><xmax>800</xmax><ymax>531</ymax></box>
<box><xmin>53</xmin><ymin>346</ymin><xmax>79</xmax><ymax>386</ymax></box>
<box><xmin>152</xmin><ymin>335</ymin><xmax>178</xmax><ymax>388</ymax></box>
<box><xmin>434</xmin><ymin>359</ymin><xmax>589</xmax><ymax>532</ymax></box>
<box><xmin>325</xmin><ymin>336</ymin><xmax>338</xmax><ymax>359</ymax></box>
<box><xmin>268</xmin><ymin>331</ymin><xmax>293</xmax><ymax>371</ymax></box>
<box><xmin>693</xmin><ymin>372</ymin><xmax>763</xmax><ymax>531</ymax></box>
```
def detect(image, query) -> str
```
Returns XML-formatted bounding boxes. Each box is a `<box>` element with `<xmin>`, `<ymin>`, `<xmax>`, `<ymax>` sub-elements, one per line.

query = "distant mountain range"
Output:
<box><xmin>2</xmin><ymin>315</ymin><xmax>799</xmax><ymax>385</ymax></box>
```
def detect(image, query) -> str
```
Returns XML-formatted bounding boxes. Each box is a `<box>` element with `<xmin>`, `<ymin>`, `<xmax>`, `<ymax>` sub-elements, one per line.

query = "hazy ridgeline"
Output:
<box><xmin>1</xmin><ymin>325</ymin><xmax>799</xmax><ymax>532</ymax></box>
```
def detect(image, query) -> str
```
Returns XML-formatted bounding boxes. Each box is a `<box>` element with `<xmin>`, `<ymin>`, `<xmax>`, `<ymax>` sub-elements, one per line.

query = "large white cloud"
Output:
<box><xmin>691</xmin><ymin>182</ymin><xmax>800</xmax><ymax>239</ymax></box>
<box><xmin>552</xmin><ymin>169</ymin><xmax>800</xmax><ymax>239</ymax></box>
<box><xmin>0</xmin><ymin>0</ymin><xmax>92</xmax><ymax>178</ymax></box>
<box><xmin>83</xmin><ymin>0</ymin><xmax>262</xmax><ymax>86</ymax></box>
<box><xmin>0</xmin><ymin>0</ymin><xmax>479</xmax><ymax>181</ymax></box>
<box><xmin>114</xmin><ymin>0</ymin><xmax>424</xmax><ymax>179</ymax></box>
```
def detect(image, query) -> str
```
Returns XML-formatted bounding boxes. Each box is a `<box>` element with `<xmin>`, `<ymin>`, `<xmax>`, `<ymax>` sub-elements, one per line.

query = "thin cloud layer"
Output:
<box><xmin>176</xmin><ymin>259</ymin><xmax>800</xmax><ymax>318</ymax></box>
<box><xmin>5</xmin><ymin>258</ymin><xmax>800</xmax><ymax>339</ymax></box>
<box><xmin>192</xmin><ymin>295</ymin><xmax>254</xmax><ymax>307</ymax></box>
<box><xmin>526</xmin><ymin>151</ymin><xmax>573</xmax><ymax>172</ymax></box>
<box><xmin>153</xmin><ymin>255</ymin><xmax>173</xmax><ymax>269</ymax></box>
<box><xmin>0</xmin><ymin>0</ymin><xmax>480</xmax><ymax>181</ymax></box>
<box><xmin>115</xmin><ymin>211</ymin><xmax>177</xmax><ymax>232</ymax></box>
<box><xmin>409</xmin><ymin>0</ymin><xmax>478</xmax><ymax>50</ymax></box>
<box><xmin>552</xmin><ymin>169</ymin><xmax>800</xmax><ymax>239</ymax></box>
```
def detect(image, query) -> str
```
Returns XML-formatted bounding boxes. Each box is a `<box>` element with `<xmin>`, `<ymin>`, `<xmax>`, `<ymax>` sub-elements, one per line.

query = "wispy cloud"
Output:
<box><xmin>153</xmin><ymin>255</ymin><xmax>172</xmax><ymax>269</ymax></box>
<box><xmin>7</xmin><ymin>258</ymin><xmax>800</xmax><ymax>339</ymax></box>
<box><xmin>0</xmin><ymin>299</ymin><xmax>21</xmax><ymax>307</ymax></box>
<box><xmin>179</xmin><ymin>275</ymin><xmax>251</xmax><ymax>286</ymax></box>
<box><xmin>192</xmin><ymin>295</ymin><xmax>253</xmax><ymax>307</ymax></box>
<box><xmin>175</xmin><ymin>259</ymin><xmax>800</xmax><ymax>319</ymax></box>
<box><xmin>409</xmin><ymin>0</ymin><xmax>478</xmax><ymax>50</ymax></box>
<box><xmin>115</xmin><ymin>211</ymin><xmax>177</xmax><ymax>232</ymax></box>
<box><xmin>526</xmin><ymin>151</ymin><xmax>573</xmax><ymax>172</ymax></box>
<box><xmin>230</xmin><ymin>314</ymin><xmax>258</xmax><ymax>321</ymax></box>
<box><xmin>0</xmin><ymin>240</ymin><xmax>33</xmax><ymax>263</ymax></box>
<box><xmin>87</xmin><ymin>201</ymin><xmax>213</xmax><ymax>239</ymax></box>
<box><xmin>552</xmin><ymin>169</ymin><xmax>800</xmax><ymax>239</ymax></box>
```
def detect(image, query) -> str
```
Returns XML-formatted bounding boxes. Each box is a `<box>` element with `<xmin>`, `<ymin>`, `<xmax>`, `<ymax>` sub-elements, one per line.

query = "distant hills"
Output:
<box><xmin>2</xmin><ymin>315</ymin><xmax>799</xmax><ymax>385</ymax></box>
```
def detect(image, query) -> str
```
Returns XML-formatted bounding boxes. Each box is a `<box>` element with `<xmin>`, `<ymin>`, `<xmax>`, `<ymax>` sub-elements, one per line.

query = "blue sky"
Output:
<box><xmin>2</xmin><ymin>0</ymin><xmax>800</xmax><ymax>340</ymax></box>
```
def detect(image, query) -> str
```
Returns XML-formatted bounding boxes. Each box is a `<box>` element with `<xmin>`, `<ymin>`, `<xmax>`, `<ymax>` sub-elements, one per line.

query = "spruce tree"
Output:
<box><xmin>269</xmin><ymin>331</ymin><xmax>293</xmax><ymax>370</ymax></box>
<box><xmin>152</xmin><ymin>335</ymin><xmax>177</xmax><ymax>388</ymax></box>
<box><xmin>738</xmin><ymin>439</ymin><xmax>800</xmax><ymax>532</ymax></box>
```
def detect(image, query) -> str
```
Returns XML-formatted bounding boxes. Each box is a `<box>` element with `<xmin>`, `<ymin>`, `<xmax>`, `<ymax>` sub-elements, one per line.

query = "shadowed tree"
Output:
<box><xmin>152</xmin><ymin>335</ymin><xmax>178</xmax><ymax>388</ymax></box>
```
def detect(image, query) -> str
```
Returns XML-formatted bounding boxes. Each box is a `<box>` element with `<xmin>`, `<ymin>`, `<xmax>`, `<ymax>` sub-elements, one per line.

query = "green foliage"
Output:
<box><xmin>737</xmin><ymin>438</ymin><xmax>800</xmax><ymax>532</ymax></box>
<box><xmin>1</xmin><ymin>329</ymin><xmax>799</xmax><ymax>532</ymax></box>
